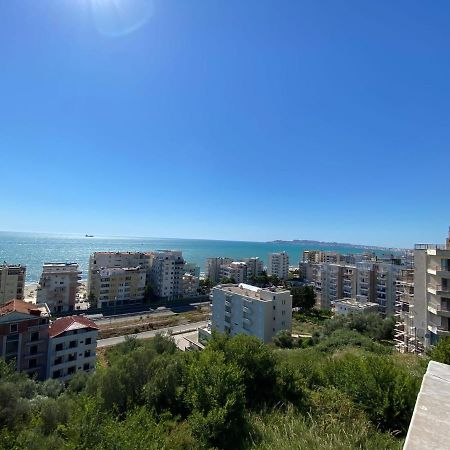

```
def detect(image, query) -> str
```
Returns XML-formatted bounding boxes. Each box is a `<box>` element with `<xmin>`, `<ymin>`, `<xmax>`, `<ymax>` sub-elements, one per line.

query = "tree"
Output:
<box><xmin>291</xmin><ymin>285</ymin><xmax>316</xmax><ymax>310</ymax></box>
<box><xmin>273</xmin><ymin>330</ymin><xmax>295</xmax><ymax>348</ymax></box>
<box><xmin>431</xmin><ymin>336</ymin><xmax>450</xmax><ymax>364</ymax></box>
<box><xmin>144</xmin><ymin>284</ymin><xmax>156</xmax><ymax>303</ymax></box>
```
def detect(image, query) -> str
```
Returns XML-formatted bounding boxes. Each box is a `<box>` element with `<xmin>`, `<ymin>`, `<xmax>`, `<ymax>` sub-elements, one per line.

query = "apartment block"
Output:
<box><xmin>148</xmin><ymin>250</ymin><xmax>186</xmax><ymax>299</ymax></box>
<box><xmin>220</xmin><ymin>261</ymin><xmax>248</xmax><ymax>284</ymax></box>
<box><xmin>0</xmin><ymin>300</ymin><xmax>50</xmax><ymax>380</ymax></box>
<box><xmin>92</xmin><ymin>267</ymin><xmax>146</xmax><ymax>308</ymax></box>
<box><xmin>206</xmin><ymin>257</ymin><xmax>233</xmax><ymax>284</ymax></box>
<box><xmin>241</xmin><ymin>257</ymin><xmax>264</xmax><ymax>280</ymax></box>
<box><xmin>87</xmin><ymin>252</ymin><xmax>151</xmax><ymax>293</ymax></box>
<box><xmin>48</xmin><ymin>316</ymin><xmax>98</xmax><ymax>382</ymax></box>
<box><xmin>211</xmin><ymin>283</ymin><xmax>292</xmax><ymax>343</ymax></box>
<box><xmin>268</xmin><ymin>252</ymin><xmax>289</xmax><ymax>280</ymax></box>
<box><xmin>0</xmin><ymin>264</ymin><xmax>26</xmax><ymax>304</ymax></box>
<box><xmin>36</xmin><ymin>263</ymin><xmax>81</xmax><ymax>313</ymax></box>
<box><xmin>414</xmin><ymin>229</ymin><xmax>450</xmax><ymax>349</ymax></box>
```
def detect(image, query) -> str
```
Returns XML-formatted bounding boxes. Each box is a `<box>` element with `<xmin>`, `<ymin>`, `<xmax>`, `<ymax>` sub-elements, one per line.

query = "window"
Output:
<box><xmin>10</xmin><ymin>324</ymin><xmax>18</xmax><ymax>333</ymax></box>
<box><xmin>54</xmin><ymin>357</ymin><xmax>62</xmax><ymax>365</ymax></box>
<box><xmin>83</xmin><ymin>363</ymin><xmax>90</xmax><ymax>371</ymax></box>
<box><xmin>53</xmin><ymin>370</ymin><xmax>62</xmax><ymax>379</ymax></box>
<box><xmin>55</xmin><ymin>343</ymin><xmax>63</xmax><ymax>351</ymax></box>
<box><xmin>31</xmin><ymin>332</ymin><xmax>39</xmax><ymax>342</ymax></box>
<box><xmin>67</xmin><ymin>366</ymin><xmax>76</xmax><ymax>375</ymax></box>
<box><xmin>69</xmin><ymin>340</ymin><xmax>77</xmax><ymax>348</ymax></box>
<box><xmin>30</xmin><ymin>345</ymin><xmax>38</xmax><ymax>355</ymax></box>
<box><xmin>29</xmin><ymin>359</ymin><xmax>37</xmax><ymax>369</ymax></box>
<box><xmin>84</xmin><ymin>350</ymin><xmax>91</xmax><ymax>358</ymax></box>
<box><xmin>68</xmin><ymin>353</ymin><xmax>77</xmax><ymax>362</ymax></box>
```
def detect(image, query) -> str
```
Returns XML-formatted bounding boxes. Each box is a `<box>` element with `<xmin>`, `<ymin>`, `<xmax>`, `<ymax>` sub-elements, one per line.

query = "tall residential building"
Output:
<box><xmin>220</xmin><ymin>261</ymin><xmax>248</xmax><ymax>284</ymax></box>
<box><xmin>36</xmin><ymin>263</ymin><xmax>81</xmax><ymax>313</ymax></box>
<box><xmin>0</xmin><ymin>264</ymin><xmax>26</xmax><ymax>304</ymax></box>
<box><xmin>414</xmin><ymin>229</ymin><xmax>450</xmax><ymax>349</ymax></box>
<box><xmin>268</xmin><ymin>252</ymin><xmax>289</xmax><ymax>280</ymax></box>
<box><xmin>206</xmin><ymin>257</ymin><xmax>233</xmax><ymax>284</ymax></box>
<box><xmin>47</xmin><ymin>316</ymin><xmax>98</xmax><ymax>382</ymax></box>
<box><xmin>211</xmin><ymin>283</ymin><xmax>292</xmax><ymax>343</ymax></box>
<box><xmin>148</xmin><ymin>250</ymin><xmax>186</xmax><ymax>299</ymax></box>
<box><xmin>242</xmin><ymin>257</ymin><xmax>264</xmax><ymax>280</ymax></box>
<box><xmin>303</xmin><ymin>250</ymin><xmax>343</xmax><ymax>264</ymax></box>
<box><xmin>0</xmin><ymin>300</ymin><xmax>50</xmax><ymax>380</ymax></box>
<box><xmin>91</xmin><ymin>267</ymin><xmax>146</xmax><ymax>308</ymax></box>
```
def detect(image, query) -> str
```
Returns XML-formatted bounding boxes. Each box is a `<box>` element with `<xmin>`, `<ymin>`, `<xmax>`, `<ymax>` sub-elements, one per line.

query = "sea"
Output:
<box><xmin>0</xmin><ymin>231</ymin><xmax>392</xmax><ymax>283</ymax></box>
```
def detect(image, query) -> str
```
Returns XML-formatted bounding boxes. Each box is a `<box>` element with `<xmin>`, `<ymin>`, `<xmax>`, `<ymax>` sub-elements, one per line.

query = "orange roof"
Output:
<box><xmin>0</xmin><ymin>299</ymin><xmax>42</xmax><ymax>317</ymax></box>
<box><xmin>49</xmin><ymin>316</ymin><xmax>99</xmax><ymax>338</ymax></box>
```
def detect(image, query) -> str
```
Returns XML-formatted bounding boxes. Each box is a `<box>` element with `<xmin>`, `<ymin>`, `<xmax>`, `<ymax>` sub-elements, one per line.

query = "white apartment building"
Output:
<box><xmin>0</xmin><ymin>264</ymin><xmax>26</xmax><ymax>304</ymax></box>
<box><xmin>206</xmin><ymin>257</ymin><xmax>233</xmax><ymax>284</ymax></box>
<box><xmin>334</xmin><ymin>297</ymin><xmax>379</xmax><ymax>316</ymax></box>
<box><xmin>36</xmin><ymin>263</ymin><xmax>81</xmax><ymax>313</ymax></box>
<box><xmin>268</xmin><ymin>252</ymin><xmax>289</xmax><ymax>281</ymax></box>
<box><xmin>47</xmin><ymin>316</ymin><xmax>98</xmax><ymax>382</ymax></box>
<box><xmin>220</xmin><ymin>262</ymin><xmax>248</xmax><ymax>284</ymax></box>
<box><xmin>414</xmin><ymin>229</ymin><xmax>450</xmax><ymax>349</ymax></box>
<box><xmin>92</xmin><ymin>267</ymin><xmax>146</xmax><ymax>308</ymax></box>
<box><xmin>148</xmin><ymin>250</ymin><xmax>186</xmax><ymax>300</ymax></box>
<box><xmin>211</xmin><ymin>283</ymin><xmax>292</xmax><ymax>343</ymax></box>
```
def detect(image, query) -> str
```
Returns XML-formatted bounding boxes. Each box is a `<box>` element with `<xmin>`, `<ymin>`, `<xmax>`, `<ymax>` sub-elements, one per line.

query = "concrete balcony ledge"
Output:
<box><xmin>404</xmin><ymin>361</ymin><xmax>450</xmax><ymax>450</ymax></box>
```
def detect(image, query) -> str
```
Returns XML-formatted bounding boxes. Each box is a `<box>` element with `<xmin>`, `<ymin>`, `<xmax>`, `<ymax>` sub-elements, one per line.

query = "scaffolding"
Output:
<box><xmin>394</xmin><ymin>268</ymin><xmax>424</xmax><ymax>354</ymax></box>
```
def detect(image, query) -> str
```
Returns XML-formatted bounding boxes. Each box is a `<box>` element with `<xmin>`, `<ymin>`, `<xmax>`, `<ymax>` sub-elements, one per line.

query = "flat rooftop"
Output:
<box><xmin>334</xmin><ymin>298</ymin><xmax>378</xmax><ymax>309</ymax></box>
<box><xmin>404</xmin><ymin>361</ymin><xmax>450</xmax><ymax>450</ymax></box>
<box><xmin>216</xmin><ymin>283</ymin><xmax>289</xmax><ymax>300</ymax></box>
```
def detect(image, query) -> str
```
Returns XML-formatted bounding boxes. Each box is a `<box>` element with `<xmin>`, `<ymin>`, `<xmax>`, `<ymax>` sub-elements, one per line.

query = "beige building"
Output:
<box><xmin>414</xmin><ymin>229</ymin><xmax>450</xmax><ymax>349</ymax></box>
<box><xmin>36</xmin><ymin>263</ymin><xmax>81</xmax><ymax>313</ymax></box>
<box><xmin>221</xmin><ymin>261</ymin><xmax>248</xmax><ymax>284</ymax></box>
<box><xmin>91</xmin><ymin>266</ymin><xmax>146</xmax><ymax>308</ymax></box>
<box><xmin>87</xmin><ymin>252</ymin><xmax>151</xmax><ymax>294</ymax></box>
<box><xmin>242</xmin><ymin>257</ymin><xmax>264</xmax><ymax>280</ymax></box>
<box><xmin>0</xmin><ymin>264</ymin><xmax>26</xmax><ymax>304</ymax></box>
<box><xmin>206</xmin><ymin>257</ymin><xmax>233</xmax><ymax>284</ymax></box>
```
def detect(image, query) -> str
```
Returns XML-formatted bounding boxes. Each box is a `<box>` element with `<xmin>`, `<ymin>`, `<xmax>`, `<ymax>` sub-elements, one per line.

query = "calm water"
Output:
<box><xmin>0</xmin><ymin>231</ymin><xmax>380</xmax><ymax>283</ymax></box>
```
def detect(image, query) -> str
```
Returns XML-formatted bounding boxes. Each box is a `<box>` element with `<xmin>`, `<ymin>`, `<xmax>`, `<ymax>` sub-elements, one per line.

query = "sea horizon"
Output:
<box><xmin>0</xmin><ymin>230</ymin><xmax>403</xmax><ymax>283</ymax></box>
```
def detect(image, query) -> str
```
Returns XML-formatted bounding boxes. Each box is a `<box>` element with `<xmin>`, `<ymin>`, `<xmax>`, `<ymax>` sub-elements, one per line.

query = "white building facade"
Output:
<box><xmin>47</xmin><ymin>316</ymin><xmax>98</xmax><ymax>382</ymax></box>
<box><xmin>268</xmin><ymin>252</ymin><xmax>290</xmax><ymax>280</ymax></box>
<box><xmin>211</xmin><ymin>283</ymin><xmax>292</xmax><ymax>343</ymax></box>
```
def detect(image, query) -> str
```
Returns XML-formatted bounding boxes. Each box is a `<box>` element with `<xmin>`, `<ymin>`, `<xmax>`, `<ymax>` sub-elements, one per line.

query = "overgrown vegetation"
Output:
<box><xmin>0</xmin><ymin>317</ymin><xmax>426</xmax><ymax>450</ymax></box>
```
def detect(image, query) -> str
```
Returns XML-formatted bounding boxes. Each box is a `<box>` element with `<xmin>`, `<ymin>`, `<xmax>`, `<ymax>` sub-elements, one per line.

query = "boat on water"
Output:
<box><xmin>85</xmin><ymin>234</ymin><xmax>94</xmax><ymax>238</ymax></box>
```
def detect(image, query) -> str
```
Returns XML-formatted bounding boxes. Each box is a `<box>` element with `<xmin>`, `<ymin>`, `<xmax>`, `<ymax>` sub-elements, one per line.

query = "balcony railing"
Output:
<box><xmin>428</xmin><ymin>284</ymin><xmax>450</xmax><ymax>294</ymax></box>
<box><xmin>415</xmin><ymin>244</ymin><xmax>447</xmax><ymax>250</ymax></box>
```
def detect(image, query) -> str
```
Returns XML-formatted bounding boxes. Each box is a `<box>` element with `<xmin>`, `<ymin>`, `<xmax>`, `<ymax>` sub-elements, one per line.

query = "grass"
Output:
<box><xmin>98</xmin><ymin>307</ymin><xmax>210</xmax><ymax>339</ymax></box>
<box><xmin>291</xmin><ymin>308</ymin><xmax>332</xmax><ymax>336</ymax></box>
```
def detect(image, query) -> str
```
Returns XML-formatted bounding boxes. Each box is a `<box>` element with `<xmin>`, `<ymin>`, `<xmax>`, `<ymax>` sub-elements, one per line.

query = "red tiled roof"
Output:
<box><xmin>0</xmin><ymin>299</ymin><xmax>42</xmax><ymax>317</ymax></box>
<box><xmin>49</xmin><ymin>316</ymin><xmax>99</xmax><ymax>338</ymax></box>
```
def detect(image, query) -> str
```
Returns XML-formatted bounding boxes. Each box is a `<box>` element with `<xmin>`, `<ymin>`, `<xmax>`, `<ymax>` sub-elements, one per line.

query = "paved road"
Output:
<box><xmin>97</xmin><ymin>320</ymin><xmax>209</xmax><ymax>348</ymax></box>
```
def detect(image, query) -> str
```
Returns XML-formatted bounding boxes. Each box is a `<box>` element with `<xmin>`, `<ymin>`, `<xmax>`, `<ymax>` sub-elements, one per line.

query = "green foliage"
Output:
<box><xmin>430</xmin><ymin>336</ymin><xmax>450</xmax><ymax>364</ymax></box>
<box><xmin>0</xmin><ymin>327</ymin><xmax>425</xmax><ymax>449</ymax></box>
<box><xmin>291</xmin><ymin>285</ymin><xmax>316</xmax><ymax>309</ymax></box>
<box><xmin>323</xmin><ymin>312</ymin><xmax>396</xmax><ymax>341</ymax></box>
<box><xmin>273</xmin><ymin>330</ymin><xmax>296</xmax><ymax>348</ymax></box>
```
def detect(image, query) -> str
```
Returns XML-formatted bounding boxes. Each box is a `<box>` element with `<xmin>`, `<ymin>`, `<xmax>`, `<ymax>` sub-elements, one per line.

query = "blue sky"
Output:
<box><xmin>0</xmin><ymin>0</ymin><xmax>449</xmax><ymax>247</ymax></box>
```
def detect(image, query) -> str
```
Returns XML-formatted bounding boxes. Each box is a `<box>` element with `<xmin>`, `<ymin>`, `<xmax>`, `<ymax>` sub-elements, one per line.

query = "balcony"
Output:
<box><xmin>427</xmin><ymin>265</ymin><xmax>450</xmax><ymax>277</ymax></box>
<box><xmin>427</xmin><ymin>284</ymin><xmax>450</xmax><ymax>295</ymax></box>
<box><xmin>427</xmin><ymin>324</ymin><xmax>450</xmax><ymax>336</ymax></box>
<box><xmin>428</xmin><ymin>303</ymin><xmax>450</xmax><ymax>318</ymax></box>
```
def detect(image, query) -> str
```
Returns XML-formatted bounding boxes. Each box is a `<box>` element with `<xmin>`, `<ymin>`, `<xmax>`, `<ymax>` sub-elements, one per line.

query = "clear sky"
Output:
<box><xmin>0</xmin><ymin>0</ymin><xmax>449</xmax><ymax>247</ymax></box>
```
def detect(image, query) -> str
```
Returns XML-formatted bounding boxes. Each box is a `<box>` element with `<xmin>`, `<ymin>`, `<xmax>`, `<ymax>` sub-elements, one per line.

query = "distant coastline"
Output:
<box><xmin>267</xmin><ymin>239</ymin><xmax>407</xmax><ymax>252</ymax></box>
